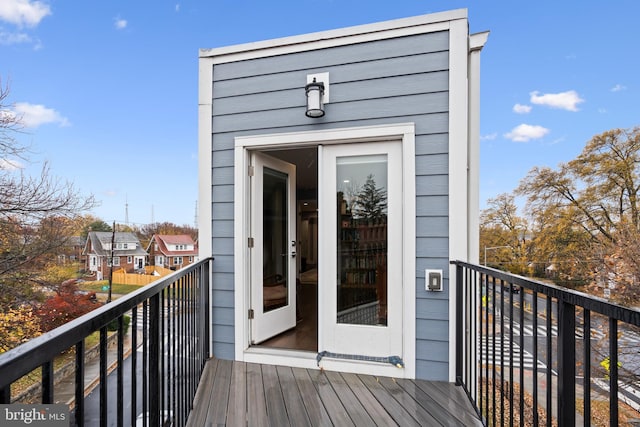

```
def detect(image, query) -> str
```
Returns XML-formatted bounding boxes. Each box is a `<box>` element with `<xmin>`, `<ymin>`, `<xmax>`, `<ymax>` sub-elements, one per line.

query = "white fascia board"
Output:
<box><xmin>448</xmin><ymin>17</ymin><xmax>470</xmax><ymax>383</ymax></box>
<box><xmin>467</xmin><ymin>31</ymin><xmax>489</xmax><ymax>266</ymax></box>
<box><xmin>198</xmin><ymin>58</ymin><xmax>213</xmax><ymax>259</ymax></box>
<box><xmin>200</xmin><ymin>9</ymin><xmax>467</xmax><ymax>63</ymax></box>
<box><xmin>198</xmin><ymin>57</ymin><xmax>214</xmax><ymax>357</ymax></box>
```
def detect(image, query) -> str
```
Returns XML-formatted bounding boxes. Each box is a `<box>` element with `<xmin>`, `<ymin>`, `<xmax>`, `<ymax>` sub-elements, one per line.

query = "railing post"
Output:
<box><xmin>455</xmin><ymin>262</ymin><xmax>464</xmax><ymax>386</ymax></box>
<box><xmin>0</xmin><ymin>386</ymin><xmax>9</xmax><ymax>404</ymax></box>
<box><xmin>149</xmin><ymin>293</ymin><xmax>161</xmax><ymax>427</ymax></box>
<box><xmin>558</xmin><ymin>299</ymin><xmax>576</xmax><ymax>426</ymax></box>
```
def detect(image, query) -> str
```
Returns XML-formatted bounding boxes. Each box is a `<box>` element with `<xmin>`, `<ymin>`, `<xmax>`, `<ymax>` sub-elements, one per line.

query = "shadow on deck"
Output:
<box><xmin>187</xmin><ymin>359</ymin><xmax>482</xmax><ymax>426</ymax></box>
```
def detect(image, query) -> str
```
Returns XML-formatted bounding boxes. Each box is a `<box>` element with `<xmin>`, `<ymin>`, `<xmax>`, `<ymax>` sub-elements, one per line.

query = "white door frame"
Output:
<box><xmin>233</xmin><ymin>123</ymin><xmax>416</xmax><ymax>378</ymax></box>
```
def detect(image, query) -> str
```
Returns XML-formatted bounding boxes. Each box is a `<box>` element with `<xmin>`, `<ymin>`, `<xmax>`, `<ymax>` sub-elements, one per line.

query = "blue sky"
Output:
<box><xmin>1</xmin><ymin>1</ymin><xmax>638</xmax><ymax>226</ymax></box>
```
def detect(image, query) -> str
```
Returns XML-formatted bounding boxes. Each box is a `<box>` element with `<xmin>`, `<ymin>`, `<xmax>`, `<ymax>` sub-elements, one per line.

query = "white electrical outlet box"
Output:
<box><xmin>425</xmin><ymin>269</ymin><xmax>443</xmax><ymax>291</ymax></box>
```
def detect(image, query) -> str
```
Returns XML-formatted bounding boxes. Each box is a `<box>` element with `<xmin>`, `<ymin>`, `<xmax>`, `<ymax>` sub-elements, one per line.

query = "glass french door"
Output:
<box><xmin>250</xmin><ymin>152</ymin><xmax>297</xmax><ymax>344</ymax></box>
<box><xmin>320</xmin><ymin>141</ymin><xmax>403</xmax><ymax>360</ymax></box>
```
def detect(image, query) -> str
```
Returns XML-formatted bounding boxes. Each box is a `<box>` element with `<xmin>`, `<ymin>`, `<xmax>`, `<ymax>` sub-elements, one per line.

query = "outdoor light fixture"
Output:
<box><xmin>305</xmin><ymin>78</ymin><xmax>325</xmax><ymax>118</ymax></box>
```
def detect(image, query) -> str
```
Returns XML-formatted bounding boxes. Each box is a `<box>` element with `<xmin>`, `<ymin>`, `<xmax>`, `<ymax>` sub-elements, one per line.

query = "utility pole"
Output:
<box><xmin>107</xmin><ymin>221</ymin><xmax>116</xmax><ymax>303</ymax></box>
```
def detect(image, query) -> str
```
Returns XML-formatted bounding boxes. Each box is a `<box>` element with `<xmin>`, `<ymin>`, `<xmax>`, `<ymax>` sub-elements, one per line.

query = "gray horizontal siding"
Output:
<box><xmin>213</xmin><ymin>31</ymin><xmax>449</xmax><ymax>80</ymax></box>
<box><xmin>416</xmin><ymin>298</ymin><xmax>449</xmax><ymax>321</ymax></box>
<box><xmin>212</xmin><ymin>96</ymin><xmax>448</xmax><ymax>133</ymax></box>
<box><xmin>213</xmin><ymin>73</ymin><xmax>448</xmax><ymax>115</ymax></box>
<box><xmin>214</xmin><ymin>56</ymin><xmax>448</xmax><ymax>99</ymax></box>
<box><xmin>208</xmin><ymin>29</ymin><xmax>452</xmax><ymax>377</ymax></box>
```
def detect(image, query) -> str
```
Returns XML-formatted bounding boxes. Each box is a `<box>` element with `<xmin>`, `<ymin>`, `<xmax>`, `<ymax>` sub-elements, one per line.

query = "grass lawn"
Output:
<box><xmin>79</xmin><ymin>281</ymin><xmax>142</xmax><ymax>296</ymax></box>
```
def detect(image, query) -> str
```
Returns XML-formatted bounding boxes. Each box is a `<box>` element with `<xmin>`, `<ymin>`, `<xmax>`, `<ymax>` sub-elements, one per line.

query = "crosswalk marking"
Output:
<box><xmin>477</xmin><ymin>336</ymin><xmax>550</xmax><ymax>371</ymax></box>
<box><xmin>132</xmin><ymin>305</ymin><xmax>176</xmax><ymax>329</ymax></box>
<box><xmin>593</xmin><ymin>378</ymin><xmax>640</xmax><ymax>413</ymax></box>
<box><xmin>501</xmin><ymin>318</ymin><xmax>640</xmax><ymax>345</ymax></box>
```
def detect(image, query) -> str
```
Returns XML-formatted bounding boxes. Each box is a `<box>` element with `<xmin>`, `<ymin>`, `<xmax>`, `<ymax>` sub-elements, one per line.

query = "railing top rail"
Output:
<box><xmin>452</xmin><ymin>260</ymin><xmax>640</xmax><ymax>327</ymax></box>
<box><xmin>0</xmin><ymin>257</ymin><xmax>213</xmax><ymax>388</ymax></box>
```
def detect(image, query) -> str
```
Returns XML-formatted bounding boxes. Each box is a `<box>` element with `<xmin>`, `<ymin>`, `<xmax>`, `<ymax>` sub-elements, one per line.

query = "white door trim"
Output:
<box><xmin>233</xmin><ymin>123</ymin><xmax>415</xmax><ymax>378</ymax></box>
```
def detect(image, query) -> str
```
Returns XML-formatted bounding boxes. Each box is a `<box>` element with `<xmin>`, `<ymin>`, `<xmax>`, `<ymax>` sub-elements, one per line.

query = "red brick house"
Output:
<box><xmin>146</xmin><ymin>234</ymin><xmax>198</xmax><ymax>270</ymax></box>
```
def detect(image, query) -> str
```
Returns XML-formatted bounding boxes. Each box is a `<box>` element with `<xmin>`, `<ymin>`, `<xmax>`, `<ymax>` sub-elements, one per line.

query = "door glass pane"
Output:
<box><xmin>336</xmin><ymin>155</ymin><xmax>388</xmax><ymax>326</ymax></box>
<box><xmin>263</xmin><ymin>167</ymin><xmax>288</xmax><ymax>312</ymax></box>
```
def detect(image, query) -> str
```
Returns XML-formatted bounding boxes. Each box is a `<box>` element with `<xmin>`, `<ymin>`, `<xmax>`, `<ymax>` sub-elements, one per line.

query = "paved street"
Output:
<box><xmin>479</xmin><ymin>288</ymin><xmax>640</xmax><ymax>416</ymax></box>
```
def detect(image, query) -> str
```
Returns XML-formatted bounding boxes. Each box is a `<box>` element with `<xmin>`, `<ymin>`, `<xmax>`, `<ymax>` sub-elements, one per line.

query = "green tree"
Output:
<box><xmin>352</xmin><ymin>174</ymin><xmax>387</xmax><ymax>221</ymax></box>
<box><xmin>82</xmin><ymin>219</ymin><xmax>112</xmax><ymax>237</ymax></box>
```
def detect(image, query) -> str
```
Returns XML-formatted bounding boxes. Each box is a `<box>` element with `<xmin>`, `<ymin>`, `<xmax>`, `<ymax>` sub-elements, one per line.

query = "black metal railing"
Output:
<box><xmin>0</xmin><ymin>257</ymin><xmax>212</xmax><ymax>427</ymax></box>
<box><xmin>453</xmin><ymin>261</ymin><xmax>640</xmax><ymax>427</ymax></box>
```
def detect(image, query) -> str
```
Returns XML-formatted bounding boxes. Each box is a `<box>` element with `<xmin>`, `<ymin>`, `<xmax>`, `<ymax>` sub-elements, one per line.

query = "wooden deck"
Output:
<box><xmin>186</xmin><ymin>359</ymin><xmax>483</xmax><ymax>426</ymax></box>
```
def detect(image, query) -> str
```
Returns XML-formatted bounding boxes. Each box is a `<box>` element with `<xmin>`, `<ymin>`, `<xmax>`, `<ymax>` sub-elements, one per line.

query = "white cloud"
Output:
<box><xmin>0</xmin><ymin>158</ymin><xmax>24</xmax><ymax>170</ymax></box>
<box><xmin>13</xmin><ymin>102</ymin><xmax>70</xmax><ymax>128</ymax></box>
<box><xmin>529</xmin><ymin>90</ymin><xmax>584</xmax><ymax>111</ymax></box>
<box><xmin>114</xmin><ymin>17</ymin><xmax>127</xmax><ymax>30</ymax></box>
<box><xmin>611</xmin><ymin>84</ymin><xmax>627</xmax><ymax>92</ymax></box>
<box><xmin>504</xmin><ymin>124</ymin><xmax>549</xmax><ymax>142</ymax></box>
<box><xmin>0</xmin><ymin>0</ymin><xmax>51</xmax><ymax>27</ymax></box>
<box><xmin>0</xmin><ymin>30</ymin><xmax>31</xmax><ymax>44</ymax></box>
<box><xmin>513</xmin><ymin>104</ymin><xmax>532</xmax><ymax>114</ymax></box>
<box><xmin>481</xmin><ymin>133</ymin><xmax>497</xmax><ymax>141</ymax></box>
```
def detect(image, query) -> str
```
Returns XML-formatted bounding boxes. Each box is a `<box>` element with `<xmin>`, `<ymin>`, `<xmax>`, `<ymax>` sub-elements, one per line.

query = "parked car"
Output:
<box><xmin>502</xmin><ymin>284</ymin><xmax>520</xmax><ymax>294</ymax></box>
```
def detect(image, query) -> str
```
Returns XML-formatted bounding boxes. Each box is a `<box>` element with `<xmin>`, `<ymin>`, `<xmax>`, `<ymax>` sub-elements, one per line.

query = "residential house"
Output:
<box><xmin>57</xmin><ymin>236</ymin><xmax>85</xmax><ymax>265</ymax></box>
<box><xmin>83</xmin><ymin>231</ymin><xmax>148</xmax><ymax>280</ymax></box>
<box><xmin>198</xmin><ymin>9</ymin><xmax>488</xmax><ymax>381</ymax></box>
<box><xmin>146</xmin><ymin>234</ymin><xmax>198</xmax><ymax>270</ymax></box>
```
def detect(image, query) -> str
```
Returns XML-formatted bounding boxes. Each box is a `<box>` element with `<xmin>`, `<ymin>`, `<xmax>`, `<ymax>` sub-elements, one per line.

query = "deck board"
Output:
<box><xmin>246</xmin><ymin>363</ymin><xmax>268</xmax><ymax>427</ymax></box>
<box><xmin>291</xmin><ymin>367</ymin><xmax>332</xmax><ymax>427</ymax></box>
<box><xmin>187</xmin><ymin>359</ymin><xmax>483</xmax><ymax>426</ymax></box>
<box><xmin>324</xmin><ymin>371</ymin><xmax>375</xmax><ymax>426</ymax></box>
<box><xmin>341</xmin><ymin>372</ymin><xmax>398</xmax><ymax>426</ymax></box>
<box><xmin>207</xmin><ymin>358</ymin><xmax>233</xmax><ymax>426</ymax></box>
<box><xmin>261</xmin><ymin>364</ymin><xmax>290</xmax><ymax>426</ymax></box>
<box><xmin>225</xmin><ymin>361</ymin><xmax>247</xmax><ymax>427</ymax></box>
<box><xmin>276</xmin><ymin>366</ymin><xmax>312</xmax><ymax>427</ymax></box>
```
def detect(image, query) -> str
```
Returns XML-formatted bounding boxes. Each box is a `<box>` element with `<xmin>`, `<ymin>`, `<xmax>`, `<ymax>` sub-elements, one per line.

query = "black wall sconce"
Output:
<box><xmin>305</xmin><ymin>78</ymin><xmax>325</xmax><ymax>118</ymax></box>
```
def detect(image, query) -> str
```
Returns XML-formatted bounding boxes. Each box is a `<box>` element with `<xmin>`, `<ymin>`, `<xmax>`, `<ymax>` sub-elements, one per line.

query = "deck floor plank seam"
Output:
<box><xmin>291</xmin><ymin>367</ymin><xmax>333</xmax><ymax>427</ymax></box>
<box><xmin>207</xmin><ymin>358</ymin><xmax>233</xmax><ymax>426</ymax></box>
<box><xmin>324</xmin><ymin>371</ymin><xmax>376</xmax><ymax>426</ymax></box>
<box><xmin>186</xmin><ymin>358</ymin><xmax>218</xmax><ymax>427</ymax></box>
<box><xmin>261</xmin><ymin>364</ymin><xmax>290</xmax><ymax>426</ymax></box>
<box><xmin>340</xmin><ymin>372</ymin><xmax>399</xmax><ymax>427</ymax></box>
<box><xmin>414</xmin><ymin>379</ymin><xmax>483</xmax><ymax>426</ymax></box>
<box><xmin>276</xmin><ymin>365</ymin><xmax>312</xmax><ymax>427</ymax></box>
<box><xmin>308</xmin><ymin>368</ymin><xmax>355</xmax><ymax>426</ymax></box>
<box><xmin>225</xmin><ymin>361</ymin><xmax>247</xmax><ymax>427</ymax></box>
<box><xmin>246</xmin><ymin>362</ymin><xmax>269</xmax><ymax>427</ymax></box>
<box><xmin>378</xmin><ymin>376</ymin><xmax>442</xmax><ymax>426</ymax></box>
<box><xmin>357</xmin><ymin>374</ymin><xmax>422</xmax><ymax>427</ymax></box>
<box><xmin>394</xmin><ymin>379</ymin><xmax>466</xmax><ymax>427</ymax></box>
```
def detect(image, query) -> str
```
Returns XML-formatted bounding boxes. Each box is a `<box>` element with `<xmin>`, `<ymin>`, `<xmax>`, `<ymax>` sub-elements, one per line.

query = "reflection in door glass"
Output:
<box><xmin>336</xmin><ymin>155</ymin><xmax>388</xmax><ymax>326</ymax></box>
<box><xmin>263</xmin><ymin>167</ymin><xmax>288</xmax><ymax>312</ymax></box>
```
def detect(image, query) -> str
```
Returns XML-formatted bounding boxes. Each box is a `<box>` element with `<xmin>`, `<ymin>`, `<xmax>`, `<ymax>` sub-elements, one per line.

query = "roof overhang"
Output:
<box><xmin>199</xmin><ymin>8</ymin><xmax>468</xmax><ymax>64</ymax></box>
